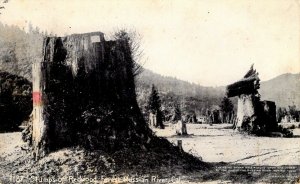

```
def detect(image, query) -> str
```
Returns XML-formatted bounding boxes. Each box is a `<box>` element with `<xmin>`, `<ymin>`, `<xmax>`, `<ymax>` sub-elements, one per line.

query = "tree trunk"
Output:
<box><xmin>235</xmin><ymin>94</ymin><xmax>256</xmax><ymax>131</ymax></box>
<box><xmin>31</xmin><ymin>32</ymin><xmax>152</xmax><ymax>159</ymax></box>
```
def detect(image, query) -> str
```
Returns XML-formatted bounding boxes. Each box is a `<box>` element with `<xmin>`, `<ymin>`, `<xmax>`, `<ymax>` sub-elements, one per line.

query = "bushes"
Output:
<box><xmin>0</xmin><ymin>71</ymin><xmax>32</xmax><ymax>132</ymax></box>
<box><xmin>289</xmin><ymin>124</ymin><xmax>296</xmax><ymax>129</ymax></box>
<box><xmin>240</xmin><ymin>116</ymin><xmax>294</xmax><ymax>137</ymax></box>
<box><xmin>277</xmin><ymin>125</ymin><xmax>293</xmax><ymax>138</ymax></box>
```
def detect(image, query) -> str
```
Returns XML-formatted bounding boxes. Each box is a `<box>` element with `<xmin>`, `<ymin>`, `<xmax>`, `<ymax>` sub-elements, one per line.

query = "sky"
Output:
<box><xmin>0</xmin><ymin>0</ymin><xmax>299</xmax><ymax>86</ymax></box>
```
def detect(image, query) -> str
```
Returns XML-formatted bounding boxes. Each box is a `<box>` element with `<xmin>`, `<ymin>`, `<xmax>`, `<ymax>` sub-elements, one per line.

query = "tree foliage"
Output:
<box><xmin>148</xmin><ymin>84</ymin><xmax>164</xmax><ymax>128</ymax></box>
<box><xmin>288</xmin><ymin>105</ymin><xmax>299</xmax><ymax>121</ymax></box>
<box><xmin>277</xmin><ymin>105</ymin><xmax>299</xmax><ymax>123</ymax></box>
<box><xmin>220</xmin><ymin>96</ymin><xmax>234</xmax><ymax>123</ymax></box>
<box><xmin>113</xmin><ymin>29</ymin><xmax>144</xmax><ymax>77</ymax></box>
<box><xmin>276</xmin><ymin>107</ymin><xmax>287</xmax><ymax>123</ymax></box>
<box><xmin>220</xmin><ymin>97</ymin><xmax>233</xmax><ymax>114</ymax></box>
<box><xmin>172</xmin><ymin>103</ymin><xmax>182</xmax><ymax>122</ymax></box>
<box><xmin>0</xmin><ymin>71</ymin><xmax>32</xmax><ymax>132</ymax></box>
<box><xmin>0</xmin><ymin>22</ymin><xmax>44</xmax><ymax>80</ymax></box>
<box><xmin>148</xmin><ymin>85</ymin><xmax>161</xmax><ymax>113</ymax></box>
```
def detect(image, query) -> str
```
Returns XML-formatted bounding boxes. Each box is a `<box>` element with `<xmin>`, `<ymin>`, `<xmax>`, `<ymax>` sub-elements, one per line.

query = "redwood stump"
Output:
<box><xmin>31</xmin><ymin>32</ymin><xmax>152</xmax><ymax>158</ymax></box>
<box><xmin>226</xmin><ymin>65</ymin><xmax>278</xmax><ymax>134</ymax></box>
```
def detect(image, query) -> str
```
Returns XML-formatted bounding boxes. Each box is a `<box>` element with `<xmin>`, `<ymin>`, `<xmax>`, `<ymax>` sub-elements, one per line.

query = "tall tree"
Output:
<box><xmin>276</xmin><ymin>107</ymin><xmax>286</xmax><ymax>123</ymax></box>
<box><xmin>288</xmin><ymin>105</ymin><xmax>299</xmax><ymax>122</ymax></box>
<box><xmin>220</xmin><ymin>96</ymin><xmax>234</xmax><ymax>123</ymax></box>
<box><xmin>148</xmin><ymin>84</ymin><xmax>164</xmax><ymax>129</ymax></box>
<box><xmin>112</xmin><ymin>29</ymin><xmax>144</xmax><ymax>77</ymax></box>
<box><xmin>172</xmin><ymin>103</ymin><xmax>182</xmax><ymax>122</ymax></box>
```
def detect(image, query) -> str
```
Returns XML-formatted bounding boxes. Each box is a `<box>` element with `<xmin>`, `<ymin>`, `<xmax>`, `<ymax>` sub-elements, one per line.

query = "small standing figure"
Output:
<box><xmin>175</xmin><ymin>117</ymin><xmax>187</xmax><ymax>135</ymax></box>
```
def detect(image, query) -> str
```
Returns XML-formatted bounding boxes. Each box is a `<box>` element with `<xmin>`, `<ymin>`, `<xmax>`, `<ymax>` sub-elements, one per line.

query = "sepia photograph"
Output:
<box><xmin>0</xmin><ymin>0</ymin><xmax>299</xmax><ymax>183</ymax></box>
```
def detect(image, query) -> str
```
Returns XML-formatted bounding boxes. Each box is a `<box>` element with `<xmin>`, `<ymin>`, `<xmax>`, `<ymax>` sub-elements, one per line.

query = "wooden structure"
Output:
<box><xmin>226</xmin><ymin>65</ymin><xmax>260</xmax><ymax>98</ymax></box>
<box><xmin>226</xmin><ymin>65</ymin><xmax>277</xmax><ymax>133</ymax></box>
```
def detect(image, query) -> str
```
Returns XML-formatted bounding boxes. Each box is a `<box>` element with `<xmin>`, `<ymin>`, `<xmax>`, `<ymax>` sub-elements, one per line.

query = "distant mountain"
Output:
<box><xmin>136</xmin><ymin>69</ymin><xmax>300</xmax><ymax>114</ymax></box>
<box><xmin>259</xmin><ymin>73</ymin><xmax>300</xmax><ymax>108</ymax></box>
<box><xmin>135</xmin><ymin>68</ymin><xmax>226</xmax><ymax>116</ymax></box>
<box><xmin>136</xmin><ymin>68</ymin><xmax>225</xmax><ymax>98</ymax></box>
<box><xmin>0</xmin><ymin>23</ymin><xmax>298</xmax><ymax>111</ymax></box>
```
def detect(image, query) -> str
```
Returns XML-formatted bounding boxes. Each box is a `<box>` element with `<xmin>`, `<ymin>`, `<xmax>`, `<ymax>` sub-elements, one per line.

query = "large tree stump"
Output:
<box><xmin>226</xmin><ymin>65</ymin><xmax>277</xmax><ymax>134</ymax></box>
<box><xmin>236</xmin><ymin>94</ymin><xmax>257</xmax><ymax>130</ymax></box>
<box><xmin>31</xmin><ymin>32</ymin><xmax>152</xmax><ymax>159</ymax></box>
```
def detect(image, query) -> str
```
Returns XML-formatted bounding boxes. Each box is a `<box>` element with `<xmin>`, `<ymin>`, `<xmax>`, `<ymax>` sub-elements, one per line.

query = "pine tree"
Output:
<box><xmin>172</xmin><ymin>103</ymin><xmax>182</xmax><ymax>122</ymax></box>
<box><xmin>148</xmin><ymin>85</ymin><xmax>164</xmax><ymax>129</ymax></box>
<box><xmin>220</xmin><ymin>97</ymin><xmax>234</xmax><ymax>123</ymax></box>
<box><xmin>148</xmin><ymin>85</ymin><xmax>160</xmax><ymax>113</ymax></box>
<box><xmin>276</xmin><ymin>107</ymin><xmax>285</xmax><ymax>123</ymax></box>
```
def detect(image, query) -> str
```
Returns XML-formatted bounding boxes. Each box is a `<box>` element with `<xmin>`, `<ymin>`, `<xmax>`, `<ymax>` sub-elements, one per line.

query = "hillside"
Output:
<box><xmin>136</xmin><ymin>69</ymin><xmax>300</xmax><ymax>116</ymax></box>
<box><xmin>259</xmin><ymin>73</ymin><xmax>300</xmax><ymax>108</ymax></box>
<box><xmin>135</xmin><ymin>69</ymin><xmax>226</xmax><ymax>117</ymax></box>
<box><xmin>136</xmin><ymin>68</ymin><xmax>225</xmax><ymax>98</ymax></box>
<box><xmin>0</xmin><ymin>23</ymin><xmax>299</xmax><ymax>113</ymax></box>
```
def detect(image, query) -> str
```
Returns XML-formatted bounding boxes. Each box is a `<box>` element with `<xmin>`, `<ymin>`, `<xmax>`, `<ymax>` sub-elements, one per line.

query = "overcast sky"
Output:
<box><xmin>1</xmin><ymin>0</ymin><xmax>299</xmax><ymax>86</ymax></box>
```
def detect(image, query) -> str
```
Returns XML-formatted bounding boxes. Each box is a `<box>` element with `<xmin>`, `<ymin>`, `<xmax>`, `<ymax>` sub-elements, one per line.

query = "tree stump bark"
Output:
<box><xmin>236</xmin><ymin>94</ymin><xmax>256</xmax><ymax>131</ymax></box>
<box><xmin>31</xmin><ymin>32</ymin><xmax>152</xmax><ymax>158</ymax></box>
<box><xmin>226</xmin><ymin>65</ymin><xmax>278</xmax><ymax>134</ymax></box>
